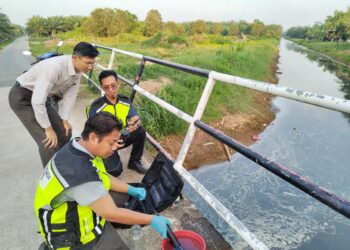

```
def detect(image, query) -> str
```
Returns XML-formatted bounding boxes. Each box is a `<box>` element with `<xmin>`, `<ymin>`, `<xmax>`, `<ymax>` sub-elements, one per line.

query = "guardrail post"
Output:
<box><xmin>130</xmin><ymin>58</ymin><xmax>146</xmax><ymax>103</ymax></box>
<box><xmin>108</xmin><ymin>49</ymin><xmax>116</xmax><ymax>69</ymax></box>
<box><xmin>174</xmin><ymin>72</ymin><xmax>216</xmax><ymax>168</ymax></box>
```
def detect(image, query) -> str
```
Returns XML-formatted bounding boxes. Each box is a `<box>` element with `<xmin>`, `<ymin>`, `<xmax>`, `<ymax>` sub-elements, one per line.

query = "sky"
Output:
<box><xmin>0</xmin><ymin>0</ymin><xmax>349</xmax><ymax>30</ymax></box>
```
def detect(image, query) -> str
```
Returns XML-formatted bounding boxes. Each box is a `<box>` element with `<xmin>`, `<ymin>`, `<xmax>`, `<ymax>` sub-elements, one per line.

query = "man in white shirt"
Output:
<box><xmin>9</xmin><ymin>42</ymin><xmax>99</xmax><ymax>167</ymax></box>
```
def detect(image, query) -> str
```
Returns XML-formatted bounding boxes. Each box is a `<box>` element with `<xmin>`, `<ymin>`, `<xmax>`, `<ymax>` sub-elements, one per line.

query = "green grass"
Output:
<box><xmin>292</xmin><ymin>39</ymin><xmax>350</xmax><ymax>65</ymax></box>
<box><xmin>28</xmin><ymin>35</ymin><xmax>279</xmax><ymax>138</ymax></box>
<box><xmin>0</xmin><ymin>38</ymin><xmax>16</xmax><ymax>51</ymax></box>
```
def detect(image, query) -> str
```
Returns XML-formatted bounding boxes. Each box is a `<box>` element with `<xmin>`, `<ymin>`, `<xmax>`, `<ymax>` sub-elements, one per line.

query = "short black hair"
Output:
<box><xmin>98</xmin><ymin>70</ymin><xmax>118</xmax><ymax>84</ymax></box>
<box><xmin>81</xmin><ymin>112</ymin><xmax>123</xmax><ymax>141</ymax></box>
<box><xmin>73</xmin><ymin>42</ymin><xmax>99</xmax><ymax>58</ymax></box>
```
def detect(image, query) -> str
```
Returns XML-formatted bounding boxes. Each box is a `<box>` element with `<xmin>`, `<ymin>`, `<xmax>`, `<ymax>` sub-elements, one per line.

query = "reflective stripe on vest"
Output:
<box><xmin>34</xmin><ymin>157</ymin><xmax>110</xmax><ymax>249</ymax></box>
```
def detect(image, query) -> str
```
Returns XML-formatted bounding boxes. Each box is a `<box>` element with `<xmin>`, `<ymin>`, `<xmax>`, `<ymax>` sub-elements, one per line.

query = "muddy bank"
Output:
<box><xmin>160</xmin><ymin>53</ymin><xmax>279</xmax><ymax>169</ymax></box>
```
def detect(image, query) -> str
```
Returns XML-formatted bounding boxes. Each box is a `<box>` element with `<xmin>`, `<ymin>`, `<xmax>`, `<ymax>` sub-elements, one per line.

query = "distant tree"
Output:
<box><xmin>324</xmin><ymin>10</ymin><xmax>349</xmax><ymax>41</ymax></box>
<box><xmin>306</xmin><ymin>22</ymin><xmax>324</xmax><ymax>41</ymax></box>
<box><xmin>114</xmin><ymin>9</ymin><xmax>138</xmax><ymax>34</ymax></box>
<box><xmin>265</xmin><ymin>24</ymin><xmax>282</xmax><ymax>38</ymax></box>
<box><xmin>144</xmin><ymin>9</ymin><xmax>163</xmax><ymax>36</ymax></box>
<box><xmin>26</xmin><ymin>15</ymin><xmax>47</xmax><ymax>36</ymax></box>
<box><xmin>228</xmin><ymin>22</ymin><xmax>240</xmax><ymax>36</ymax></box>
<box><xmin>0</xmin><ymin>10</ymin><xmax>14</xmax><ymax>41</ymax></box>
<box><xmin>189</xmin><ymin>20</ymin><xmax>208</xmax><ymax>35</ymax></box>
<box><xmin>238</xmin><ymin>20</ymin><xmax>250</xmax><ymax>34</ymax></box>
<box><xmin>165</xmin><ymin>21</ymin><xmax>184</xmax><ymax>35</ymax></box>
<box><xmin>63</xmin><ymin>16</ymin><xmax>83</xmax><ymax>31</ymax></box>
<box><xmin>285</xmin><ymin>26</ymin><xmax>309</xmax><ymax>39</ymax></box>
<box><xmin>250</xmin><ymin>19</ymin><xmax>265</xmax><ymax>37</ymax></box>
<box><xmin>45</xmin><ymin>16</ymin><xmax>65</xmax><ymax>36</ymax></box>
<box><xmin>210</xmin><ymin>22</ymin><xmax>224</xmax><ymax>35</ymax></box>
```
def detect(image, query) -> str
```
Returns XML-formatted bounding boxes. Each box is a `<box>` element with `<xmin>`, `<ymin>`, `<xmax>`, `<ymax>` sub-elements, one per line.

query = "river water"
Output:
<box><xmin>186</xmin><ymin>39</ymin><xmax>350</xmax><ymax>249</ymax></box>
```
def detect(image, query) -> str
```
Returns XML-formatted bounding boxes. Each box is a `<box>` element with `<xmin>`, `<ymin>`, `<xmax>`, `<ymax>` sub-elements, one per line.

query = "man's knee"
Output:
<box><xmin>132</xmin><ymin>125</ymin><xmax>146</xmax><ymax>138</ymax></box>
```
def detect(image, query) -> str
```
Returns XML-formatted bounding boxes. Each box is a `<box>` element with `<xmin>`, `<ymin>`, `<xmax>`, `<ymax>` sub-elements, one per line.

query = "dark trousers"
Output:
<box><xmin>8</xmin><ymin>83</ymin><xmax>71</xmax><ymax>167</ymax></box>
<box><xmin>122</xmin><ymin>125</ymin><xmax>146</xmax><ymax>163</ymax></box>
<box><xmin>104</xmin><ymin>125</ymin><xmax>146</xmax><ymax>176</ymax></box>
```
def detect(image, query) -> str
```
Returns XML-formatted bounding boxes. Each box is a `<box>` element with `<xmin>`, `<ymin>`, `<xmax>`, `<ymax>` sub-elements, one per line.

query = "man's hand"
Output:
<box><xmin>42</xmin><ymin>126</ymin><xmax>58</xmax><ymax>148</ymax></box>
<box><xmin>62</xmin><ymin>120</ymin><xmax>72</xmax><ymax>136</ymax></box>
<box><xmin>127</xmin><ymin>186</ymin><xmax>146</xmax><ymax>201</ymax></box>
<box><xmin>127</xmin><ymin>116</ymin><xmax>140</xmax><ymax>132</ymax></box>
<box><xmin>150</xmin><ymin>215</ymin><xmax>171</xmax><ymax>238</ymax></box>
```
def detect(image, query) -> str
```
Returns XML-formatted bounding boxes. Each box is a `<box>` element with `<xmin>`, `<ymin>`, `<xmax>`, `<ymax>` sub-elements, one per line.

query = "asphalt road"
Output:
<box><xmin>0</xmin><ymin>36</ymin><xmax>33</xmax><ymax>87</ymax></box>
<box><xmin>0</xmin><ymin>37</ymin><xmax>43</xmax><ymax>249</ymax></box>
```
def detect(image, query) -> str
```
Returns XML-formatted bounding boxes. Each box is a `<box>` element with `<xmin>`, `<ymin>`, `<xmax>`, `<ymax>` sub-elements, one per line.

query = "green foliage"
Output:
<box><xmin>286</xmin><ymin>6</ymin><xmax>350</xmax><ymax>41</ymax></box>
<box><xmin>189</xmin><ymin>20</ymin><xmax>208</xmax><ymax>35</ymax></box>
<box><xmin>165</xmin><ymin>21</ymin><xmax>185</xmax><ymax>35</ymax></box>
<box><xmin>285</xmin><ymin>26</ymin><xmax>308</xmax><ymax>39</ymax></box>
<box><xmin>0</xmin><ymin>10</ymin><xmax>21</xmax><ymax>41</ymax></box>
<box><xmin>227</xmin><ymin>22</ymin><xmax>240</xmax><ymax>36</ymax></box>
<box><xmin>141</xmin><ymin>33</ymin><xmax>164</xmax><ymax>47</ymax></box>
<box><xmin>167</xmin><ymin>34</ymin><xmax>188</xmax><ymax>46</ymax></box>
<box><xmin>137</xmin><ymin>39</ymin><xmax>279</xmax><ymax>137</ymax></box>
<box><xmin>307</xmin><ymin>22</ymin><xmax>324</xmax><ymax>41</ymax></box>
<box><xmin>293</xmin><ymin>39</ymin><xmax>350</xmax><ymax>65</ymax></box>
<box><xmin>144</xmin><ymin>9</ymin><xmax>163</xmax><ymax>37</ymax></box>
<box><xmin>250</xmin><ymin>19</ymin><xmax>265</xmax><ymax>37</ymax></box>
<box><xmin>26</xmin><ymin>15</ymin><xmax>83</xmax><ymax>36</ymax></box>
<box><xmin>210</xmin><ymin>22</ymin><xmax>224</xmax><ymax>35</ymax></box>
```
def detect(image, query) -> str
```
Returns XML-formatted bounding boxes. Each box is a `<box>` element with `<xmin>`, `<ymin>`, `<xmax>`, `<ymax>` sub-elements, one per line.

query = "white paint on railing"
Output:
<box><xmin>211</xmin><ymin>71</ymin><xmax>350</xmax><ymax>114</ymax></box>
<box><xmin>112</xmin><ymin>48</ymin><xmax>143</xmax><ymax>60</ymax></box>
<box><xmin>175</xmin><ymin>75</ymin><xmax>216</xmax><ymax>168</ymax></box>
<box><xmin>108</xmin><ymin>50</ymin><xmax>115</xmax><ymax>69</ymax></box>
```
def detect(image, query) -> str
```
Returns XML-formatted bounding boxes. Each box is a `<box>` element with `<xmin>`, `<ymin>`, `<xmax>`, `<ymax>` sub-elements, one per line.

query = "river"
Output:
<box><xmin>186</xmin><ymin>38</ymin><xmax>350</xmax><ymax>249</ymax></box>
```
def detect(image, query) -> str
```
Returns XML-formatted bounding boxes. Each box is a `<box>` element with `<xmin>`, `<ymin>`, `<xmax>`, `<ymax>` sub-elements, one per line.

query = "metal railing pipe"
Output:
<box><xmin>133</xmin><ymin>85</ymin><xmax>193</xmax><ymax>123</ymax></box>
<box><xmin>144</xmin><ymin>56</ymin><xmax>210</xmax><ymax>78</ymax></box>
<box><xmin>211</xmin><ymin>71</ymin><xmax>350</xmax><ymax>114</ymax></box>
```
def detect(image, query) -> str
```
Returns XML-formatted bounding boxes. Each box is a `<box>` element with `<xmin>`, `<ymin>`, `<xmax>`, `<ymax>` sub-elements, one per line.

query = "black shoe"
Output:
<box><xmin>128</xmin><ymin>160</ymin><xmax>147</xmax><ymax>174</ymax></box>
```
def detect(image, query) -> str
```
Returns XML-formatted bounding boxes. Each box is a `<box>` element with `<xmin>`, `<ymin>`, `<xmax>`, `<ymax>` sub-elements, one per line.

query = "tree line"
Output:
<box><xmin>0</xmin><ymin>10</ymin><xmax>22</xmax><ymax>42</ymax></box>
<box><xmin>285</xmin><ymin>6</ymin><xmax>350</xmax><ymax>41</ymax></box>
<box><xmin>25</xmin><ymin>8</ymin><xmax>282</xmax><ymax>39</ymax></box>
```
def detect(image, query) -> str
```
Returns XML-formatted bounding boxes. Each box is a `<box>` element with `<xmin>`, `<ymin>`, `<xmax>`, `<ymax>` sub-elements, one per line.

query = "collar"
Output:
<box><xmin>68</xmin><ymin>55</ymin><xmax>77</xmax><ymax>76</ymax></box>
<box><xmin>103</xmin><ymin>95</ymin><xmax>118</xmax><ymax>105</ymax></box>
<box><xmin>71</xmin><ymin>137</ymin><xmax>94</xmax><ymax>158</ymax></box>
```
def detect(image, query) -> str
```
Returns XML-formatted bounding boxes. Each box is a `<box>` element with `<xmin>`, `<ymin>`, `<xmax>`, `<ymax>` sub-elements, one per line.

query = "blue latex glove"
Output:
<box><xmin>127</xmin><ymin>186</ymin><xmax>146</xmax><ymax>201</ymax></box>
<box><xmin>150</xmin><ymin>215</ymin><xmax>171</xmax><ymax>238</ymax></box>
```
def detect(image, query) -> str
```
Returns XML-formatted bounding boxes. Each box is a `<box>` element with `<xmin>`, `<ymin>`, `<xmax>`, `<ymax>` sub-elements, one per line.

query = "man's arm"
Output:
<box><xmin>59</xmin><ymin>82</ymin><xmax>79</xmax><ymax>119</ymax></box>
<box><xmin>90</xmin><ymin>194</ymin><xmax>153</xmax><ymax>225</ymax></box>
<box><xmin>108</xmin><ymin>174</ymin><xmax>129</xmax><ymax>193</ymax></box>
<box><xmin>31</xmin><ymin>68</ymin><xmax>59</xmax><ymax>148</ymax></box>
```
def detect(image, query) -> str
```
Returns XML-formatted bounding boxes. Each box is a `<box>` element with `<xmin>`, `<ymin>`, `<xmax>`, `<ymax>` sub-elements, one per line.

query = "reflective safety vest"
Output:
<box><xmin>34</xmin><ymin>142</ymin><xmax>110</xmax><ymax>250</ymax></box>
<box><xmin>86</xmin><ymin>95</ymin><xmax>131</xmax><ymax>128</ymax></box>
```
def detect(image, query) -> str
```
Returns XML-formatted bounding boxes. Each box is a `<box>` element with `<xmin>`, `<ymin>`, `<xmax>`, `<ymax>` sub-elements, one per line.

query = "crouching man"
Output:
<box><xmin>34</xmin><ymin>112</ymin><xmax>170</xmax><ymax>250</ymax></box>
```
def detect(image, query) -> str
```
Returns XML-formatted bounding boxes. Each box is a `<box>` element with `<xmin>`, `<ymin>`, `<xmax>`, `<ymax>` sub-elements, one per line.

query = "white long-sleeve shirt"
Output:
<box><xmin>17</xmin><ymin>55</ymin><xmax>81</xmax><ymax>128</ymax></box>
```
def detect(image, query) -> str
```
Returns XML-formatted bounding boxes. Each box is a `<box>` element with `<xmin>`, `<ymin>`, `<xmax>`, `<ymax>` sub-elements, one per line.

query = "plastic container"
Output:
<box><xmin>129</xmin><ymin>224</ymin><xmax>144</xmax><ymax>250</ymax></box>
<box><xmin>162</xmin><ymin>230</ymin><xmax>206</xmax><ymax>250</ymax></box>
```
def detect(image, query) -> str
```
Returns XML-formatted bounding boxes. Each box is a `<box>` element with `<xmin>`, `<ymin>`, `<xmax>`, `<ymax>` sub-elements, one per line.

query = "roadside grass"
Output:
<box><xmin>28</xmin><ymin>35</ymin><xmax>279</xmax><ymax>137</ymax></box>
<box><xmin>292</xmin><ymin>39</ymin><xmax>350</xmax><ymax>66</ymax></box>
<box><xmin>0</xmin><ymin>38</ymin><xmax>16</xmax><ymax>51</ymax></box>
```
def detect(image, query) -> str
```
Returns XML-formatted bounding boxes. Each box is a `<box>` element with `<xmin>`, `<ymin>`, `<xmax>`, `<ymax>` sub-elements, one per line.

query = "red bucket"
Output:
<box><xmin>161</xmin><ymin>230</ymin><xmax>206</xmax><ymax>250</ymax></box>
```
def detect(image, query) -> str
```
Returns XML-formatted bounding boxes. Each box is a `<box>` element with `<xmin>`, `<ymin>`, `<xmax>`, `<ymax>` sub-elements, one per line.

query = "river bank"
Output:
<box><xmin>290</xmin><ymin>38</ymin><xmax>350</xmax><ymax>67</ymax></box>
<box><xmin>160</xmin><ymin>52</ymin><xmax>279</xmax><ymax>169</ymax></box>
